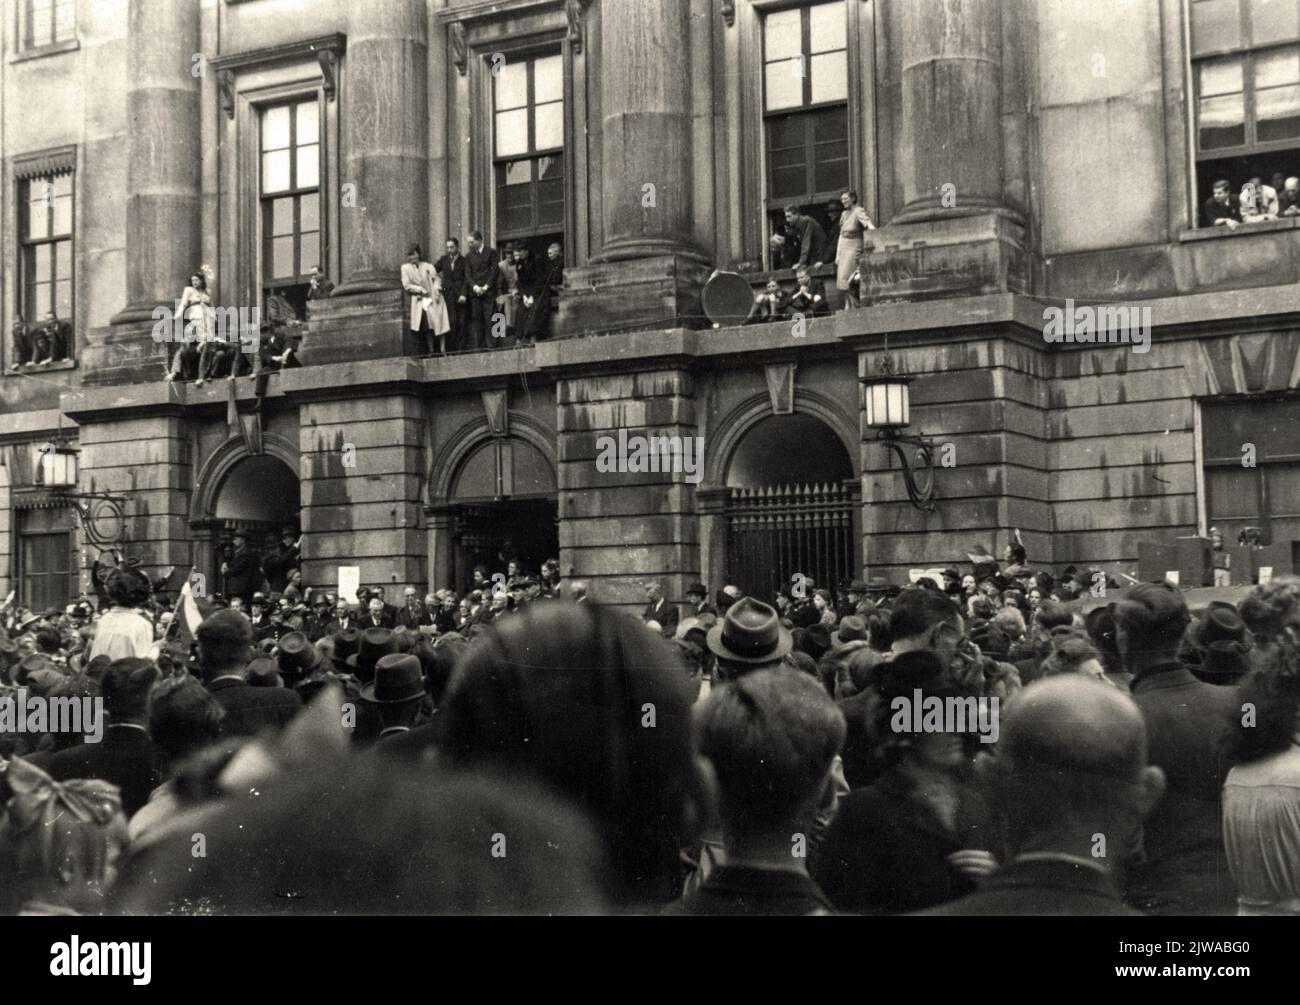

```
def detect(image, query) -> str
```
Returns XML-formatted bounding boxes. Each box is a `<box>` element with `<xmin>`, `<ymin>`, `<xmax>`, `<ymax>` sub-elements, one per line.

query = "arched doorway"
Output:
<box><xmin>191</xmin><ymin>439</ymin><xmax>301</xmax><ymax>598</ymax></box>
<box><xmin>442</xmin><ymin>435</ymin><xmax>558</xmax><ymax>591</ymax></box>
<box><xmin>722</xmin><ymin>412</ymin><xmax>857</xmax><ymax>600</ymax></box>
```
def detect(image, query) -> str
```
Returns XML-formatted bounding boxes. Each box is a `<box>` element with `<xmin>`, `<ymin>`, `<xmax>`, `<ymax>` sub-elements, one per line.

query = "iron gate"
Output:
<box><xmin>725</xmin><ymin>480</ymin><xmax>858</xmax><ymax>600</ymax></box>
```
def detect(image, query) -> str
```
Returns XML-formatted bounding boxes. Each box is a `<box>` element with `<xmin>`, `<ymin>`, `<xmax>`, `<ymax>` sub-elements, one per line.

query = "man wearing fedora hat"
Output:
<box><xmin>707</xmin><ymin>597</ymin><xmax>793</xmax><ymax>679</ymax></box>
<box><xmin>275</xmin><ymin>630</ymin><xmax>321</xmax><ymax>689</ymax></box>
<box><xmin>346</xmin><ymin>627</ymin><xmax>398</xmax><ymax>686</ymax></box>
<box><xmin>1183</xmin><ymin>603</ymin><xmax>1254</xmax><ymax>686</ymax></box>
<box><xmin>684</xmin><ymin>583</ymin><xmax>716</xmax><ymax>618</ymax></box>
<box><xmin>1112</xmin><ymin>583</ymin><xmax>1240</xmax><ymax>915</ymax></box>
<box><xmin>364</xmin><ymin>653</ymin><xmax>428</xmax><ymax>745</ymax></box>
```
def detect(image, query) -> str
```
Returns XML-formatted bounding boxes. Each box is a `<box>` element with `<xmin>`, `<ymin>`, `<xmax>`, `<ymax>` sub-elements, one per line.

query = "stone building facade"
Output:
<box><xmin>3</xmin><ymin>0</ymin><xmax>1300</xmax><ymax>613</ymax></box>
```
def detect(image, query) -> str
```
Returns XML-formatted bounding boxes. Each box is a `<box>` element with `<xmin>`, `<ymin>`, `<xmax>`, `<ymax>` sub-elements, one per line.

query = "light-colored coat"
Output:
<box><xmin>401</xmin><ymin>260</ymin><xmax>450</xmax><ymax>334</ymax></box>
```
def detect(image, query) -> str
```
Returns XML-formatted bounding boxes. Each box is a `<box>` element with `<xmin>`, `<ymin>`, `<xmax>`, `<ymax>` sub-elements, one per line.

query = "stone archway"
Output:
<box><xmin>190</xmin><ymin>433</ymin><xmax>300</xmax><ymax>597</ymax></box>
<box><xmin>699</xmin><ymin>390</ymin><xmax>861</xmax><ymax>600</ymax></box>
<box><xmin>425</xmin><ymin>413</ymin><xmax>558</xmax><ymax>591</ymax></box>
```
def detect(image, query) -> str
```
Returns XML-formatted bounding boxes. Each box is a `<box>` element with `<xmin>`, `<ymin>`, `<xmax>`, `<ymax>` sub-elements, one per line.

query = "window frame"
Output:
<box><xmin>1190</xmin><ymin>0</ymin><xmax>1300</xmax><ymax>160</ymax></box>
<box><xmin>491</xmin><ymin>49</ymin><xmax>566</xmax><ymax>246</ymax></box>
<box><xmin>18</xmin><ymin>171</ymin><xmax>75</xmax><ymax>332</ymax></box>
<box><xmin>257</xmin><ymin>95</ymin><xmax>323</xmax><ymax>309</ymax></box>
<box><xmin>18</xmin><ymin>0</ymin><xmax>76</xmax><ymax>53</ymax></box>
<box><xmin>1200</xmin><ymin>393</ymin><xmax>1300</xmax><ymax>545</ymax></box>
<box><xmin>755</xmin><ymin>0</ymin><xmax>861</xmax><ymax>270</ymax></box>
<box><xmin>16</xmin><ymin>508</ymin><xmax>75</xmax><ymax>612</ymax></box>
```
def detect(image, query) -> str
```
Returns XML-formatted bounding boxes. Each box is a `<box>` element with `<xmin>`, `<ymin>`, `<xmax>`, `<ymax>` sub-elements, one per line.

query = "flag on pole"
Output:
<box><xmin>226</xmin><ymin>377</ymin><xmax>262</xmax><ymax>455</ymax></box>
<box><xmin>169</xmin><ymin>574</ymin><xmax>209</xmax><ymax>644</ymax></box>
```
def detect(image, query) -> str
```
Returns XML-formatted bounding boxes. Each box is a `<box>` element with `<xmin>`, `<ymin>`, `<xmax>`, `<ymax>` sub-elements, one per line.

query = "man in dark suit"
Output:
<box><xmin>783</xmin><ymin>205</ymin><xmax>830</xmax><ymax>268</ymax></box>
<box><xmin>918</xmin><ymin>676</ymin><xmax>1164</xmax><ymax>916</ymax></box>
<box><xmin>642</xmin><ymin>581</ymin><xmax>679</xmax><ymax>638</ymax></box>
<box><xmin>41</xmin><ymin>657</ymin><xmax>163</xmax><ymax>817</ymax></box>
<box><xmin>435</xmin><ymin>237</ymin><xmax>468</xmax><ymax>350</ymax></box>
<box><xmin>198</xmin><ymin>609</ymin><xmax>302</xmax><ymax>738</ymax></box>
<box><xmin>398</xmin><ymin>587</ymin><xmax>432</xmax><ymax>630</ymax></box>
<box><xmin>788</xmin><ymin>267</ymin><xmax>829</xmax><ymax>318</ymax></box>
<box><xmin>364</xmin><ymin>595</ymin><xmax>396</xmax><ymax>630</ymax></box>
<box><xmin>464</xmin><ymin>230</ymin><xmax>500</xmax><ymax>352</ymax></box>
<box><xmin>1114</xmin><ymin>583</ymin><xmax>1241</xmax><ymax>915</ymax></box>
<box><xmin>261</xmin><ymin>527</ymin><xmax>300</xmax><ymax>594</ymax></box>
<box><xmin>684</xmin><ymin>582</ymin><xmax>716</xmax><ymax>618</ymax></box>
<box><xmin>222</xmin><ymin>532</ymin><xmax>262</xmax><ymax>601</ymax></box>
<box><xmin>248</xmin><ymin>592</ymin><xmax>276</xmax><ymax>643</ymax></box>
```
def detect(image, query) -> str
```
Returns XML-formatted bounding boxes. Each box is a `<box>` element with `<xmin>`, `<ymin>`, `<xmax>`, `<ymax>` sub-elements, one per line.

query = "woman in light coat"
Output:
<box><xmin>401</xmin><ymin>244</ymin><xmax>450</xmax><ymax>355</ymax></box>
<box><xmin>834</xmin><ymin>189</ymin><xmax>875</xmax><ymax>308</ymax></box>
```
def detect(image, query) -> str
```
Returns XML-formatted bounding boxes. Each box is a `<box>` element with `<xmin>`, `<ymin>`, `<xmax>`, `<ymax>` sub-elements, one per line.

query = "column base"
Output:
<box><xmin>296</xmin><ymin>288</ymin><xmax>422</xmax><ymax>367</ymax></box>
<box><xmin>860</xmin><ymin>212</ymin><xmax>1029</xmax><ymax>304</ymax></box>
<box><xmin>556</xmin><ymin>253</ymin><xmax>714</xmax><ymax>336</ymax></box>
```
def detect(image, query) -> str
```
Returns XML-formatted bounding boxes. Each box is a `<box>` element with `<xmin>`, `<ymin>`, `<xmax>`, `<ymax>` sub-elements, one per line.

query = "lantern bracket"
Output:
<box><xmin>874</xmin><ymin>429</ymin><xmax>938</xmax><ymax>512</ymax></box>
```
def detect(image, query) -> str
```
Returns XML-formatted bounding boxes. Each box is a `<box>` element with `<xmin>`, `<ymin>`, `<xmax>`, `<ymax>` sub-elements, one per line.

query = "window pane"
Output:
<box><xmin>262</xmin><ymin>105</ymin><xmax>291</xmax><ymax>151</ymax></box>
<box><xmin>55</xmin><ymin>279</ymin><xmax>72</xmax><ymax>320</ymax></box>
<box><xmin>496</xmin><ymin>60</ymin><xmax>528</xmax><ymax>110</ymax></box>
<box><xmin>810</xmin><ymin>51</ymin><xmax>848</xmax><ymax>103</ymax></box>
<box><xmin>299</xmin><ymin>232</ymin><xmax>319</xmax><ymax>276</ymax></box>
<box><xmin>503</xmin><ymin>159</ymin><xmax>533</xmax><ymax>185</ymax></box>
<box><xmin>534</xmin><ymin>101</ymin><xmax>563</xmax><ymax>150</ymax></box>
<box><xmin>52</xmin><ymin>194</ymin><xmax>72</xmax><ymax>235</ymax></box>
<box><xmin>55</xmin><ymin>239</ymin><xmax>71</xmax><ymax>279</ymax></box>
<box><xmin>496</xmin><ymin>108</ymin><xmax>529</xmax><ymax>156</ymax></box>
<box><xmin>272</xmin><ymin>197</ymin><xmax>294</xmax><ymax>236</ymax></box>
<box><xmin>1257</xmin><ymin>83</ymin><xmax>1300</xmax><ymax>139</ymax></box>
<box><xmin>1207</xmin><ymin>467</ymin><xmax>1260</xmax><ymax>518</ymax></box>
<box><xmin>1250</xmin><ymin>0</ymin><xmax>1300</xmax><ymax>42</ymax></box>
<box><xmin>809</xmin><ymin>1</ymin><xmax>846</xmax><ymax>54</ymax></box>
<box><xmin>299</xmin><ymin>192</ymin><xmax>319</xmax><ymax>232</ymax></box>
<box><xmin>27</xmin><ymin>188</ymin><xmax>49</xmax><ymax>240</ymax></box>
<box><xmin>55</xmin><ymin>0</ymin><xmax>74</xmax><ymax>41</ymax></box>
<box><xmin>1199</xmin><ymin>93</ymin><xmax>1247</xmax><ymax>147</ymax></box>
<box><xmin>766</xmin><ymin>59</ymin><xmax>804</xmax><ymax>111</ymax></box>
<box><xmin>1199</xmin><ymin>56</ymin><xmax>1244</xmax><ymax>96</ymax></box>
<box><xmin>765</xmin><ymin>8</ymin><xmax>802</xmax><ymax>62</ymax></box>
<box><xmin>31</xmin><ymin>4</ymin><xmax>52</xmax><ymax>45</ymax></box>
<box><xmin>1192</xmin><ymin>0</ymin><xmax>1242</xmax><ymax>54</ymax></box>
<box><xmin>534</xmin><ymin>54</ymin><xmax>563</xmax><ymax>103</ymax></box>
<box><xmin>539</xmin><ymin>153</ymin><xmax>564</xmax><ymax>181</ymax></box>
<box><xmin>33</xmin><ymin>282</ymin><xmax>52</xmax><ymax>315</ymax></box>
<box><xmin>296</xmin><ymin>143</ymin><xmax>320</xmax><ymax>188</ymax></box>
<box><xmin>35</xmin><ymin>244</ymin><xmax>52</xmax><ymax>283</ymax></box>
<box><xmin>814</xmin><ymin>144</ymin><xmax>849</xmax><ymax>194</ymax></box>
<box><xmin>263</xmin><ymin>150</ymin><xmax>291</xmax><ymax>193</ymax></box>
<box><xmin>272</xmin><ymin>236</ymin><xmax>295</xmax><ymax>279</ymax></box>
<box><xmin>52</xmin><ymin>172</ymin><xmax>71</xmax><ymax>197</ymax></box>
<box><xmin>1255</xmin><ymin>46</ymin><xmax>1300</xmax><ymax>88</ymax></box>
<box><xmin>296</xmin><ymin>99</ymin><xmax>319</xmax><ymax>145</ymax></box>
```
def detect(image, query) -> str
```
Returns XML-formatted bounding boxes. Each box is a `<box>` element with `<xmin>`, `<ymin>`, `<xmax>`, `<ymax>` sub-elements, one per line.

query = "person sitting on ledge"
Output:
<box><xmin>788</xmin><ymin>267</ymin><xmax>829</xmax><ymax>318</ymax></box>
<box><xmin>747</xmin><ymin>279</ymin><xmax>789</xmax><ymax>323</ymax></box>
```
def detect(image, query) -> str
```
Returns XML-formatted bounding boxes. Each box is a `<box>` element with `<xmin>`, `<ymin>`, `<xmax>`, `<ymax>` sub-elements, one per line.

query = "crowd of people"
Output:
<box><xmin>758</xmin><ymin>191</ymin><xmax>878</xmax><ymax>315</ymax></box>
<box><xmin>1</xmin><ymin>537</ymin><xmax>1298</xmax><ymax>917</ymax></box>
<box><xmin>1203</xmin><ymin>173</ymin><xmax>1300</xmax><ymax>229</ymax></box>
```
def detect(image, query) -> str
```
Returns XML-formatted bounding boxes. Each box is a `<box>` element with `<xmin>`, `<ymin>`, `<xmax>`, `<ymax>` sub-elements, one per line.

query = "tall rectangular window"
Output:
<box><xmin>260</xmin><ymin>98</ymin><xmax>320</xmax><ymax>318</ymax></box>
<box><xmin>493</xmin><ymin>52</ymin><xmax>564</xmax><ymax>259</ymax></box>
<box><xmin>22</xmin><ymin>0</ymin><xmax>75</xmax><ymax>50</ymax></box>
<box><xmin>18</xmin><ymin>170</ymin><xmax>74</xmax><ymax>361</ymax></box>
<box><xmin>1202</xmin><ymin>397</ymin><xmax>1300</xmax><ymax>545</ymax></box>
<box><xmin>18</xmin><ymin>507</ymin><xmax>75</xmax><ymax>612</ymax></box>
<box><xmin>1191</xmin><ymin>0</ymin><xmax>1300</xmax><ymax>224</ymax></box>
<box><xmin>763</xmin><ymin>1</ymin><xmax>849</xmax><ymax>256</ymax></box>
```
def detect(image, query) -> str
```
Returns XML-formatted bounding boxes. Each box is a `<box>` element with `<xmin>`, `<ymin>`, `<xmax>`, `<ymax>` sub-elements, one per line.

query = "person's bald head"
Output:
<box><xmin>991</xmin><ymin>677</ymin><xmax>1164</xmax><ymax>858</ymax></box>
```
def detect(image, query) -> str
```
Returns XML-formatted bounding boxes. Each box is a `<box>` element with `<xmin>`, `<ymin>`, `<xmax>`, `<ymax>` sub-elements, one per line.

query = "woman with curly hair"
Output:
<box><xmin>1221</xmin><ymin>645</ymin><xmax>1300</xmax><ymax>915</ymax></box>
<box><xmin>86</xmin><ymin>567</ymin><xmax>154</xmax><ymax>662</ymax></box>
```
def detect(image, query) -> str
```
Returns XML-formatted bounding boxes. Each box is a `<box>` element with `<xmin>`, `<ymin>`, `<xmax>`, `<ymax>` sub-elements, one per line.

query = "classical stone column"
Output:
<box><xmin>111</xmin><ymin>0</ymin><xmax>201</xmax><ymax>323</ymax></box>
<box><xmin>334</xmin><ymin>0</ymin><xmax>429</xmax><ymax>294</ymax></box>
<box><xmin>893</xmin><ymin>0</ymin><xmax>1007</xmax><ymax>223</ymax></box>
<box><xmin>597</xmin><ymin>0</ymin><xmax>703</xmax><ymax>262</ymax></box>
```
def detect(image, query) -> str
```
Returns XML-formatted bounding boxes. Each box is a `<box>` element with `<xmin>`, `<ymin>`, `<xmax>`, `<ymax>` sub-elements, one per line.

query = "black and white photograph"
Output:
<box><xmin>0</xmin><ymin>0</ymin><xmax>1295</xmax><ymax>981</ymax></box>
